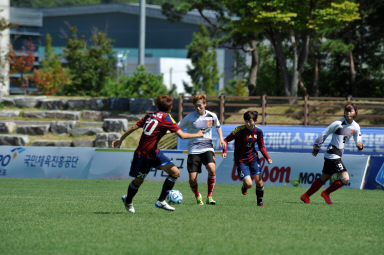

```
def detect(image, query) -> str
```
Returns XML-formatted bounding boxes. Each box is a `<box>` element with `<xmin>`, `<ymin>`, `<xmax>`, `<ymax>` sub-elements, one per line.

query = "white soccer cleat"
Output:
<box><xmin>121</xmin><ymin>195</ymin><xmax>135</xmax><ymax>214</ymax></box>
<box><xmin>155</xmin><ymin>200</ymin><xmax>175</xmax><ymax>211</ymax></box>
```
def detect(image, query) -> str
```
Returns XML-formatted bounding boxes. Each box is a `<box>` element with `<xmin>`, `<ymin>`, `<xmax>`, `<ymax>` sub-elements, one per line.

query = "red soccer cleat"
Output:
<box><xmin>241</xmin><ymin>185</ymin><xmax>248</xmax><ymax>195</ymax></box>
<box><xmin>321</xmin><ymin>191</ymin><xmax>333</xmax><ymax>204</ymax></box>
<box><xmin>300</xmin><ymin>193</ymin><xmax>310</xmax><ymax>204</ymax></box>
<box><xmin>257</xmin><ymin>202</ymin><xmax>266</xmax><ymax>207</ymax></box>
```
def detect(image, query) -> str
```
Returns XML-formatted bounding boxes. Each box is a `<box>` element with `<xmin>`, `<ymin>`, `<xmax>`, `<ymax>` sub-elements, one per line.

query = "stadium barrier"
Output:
<box><xmin>0</xmin><ymin>146</ymin><xmax>374</xmax><ymax>189</ymax></box>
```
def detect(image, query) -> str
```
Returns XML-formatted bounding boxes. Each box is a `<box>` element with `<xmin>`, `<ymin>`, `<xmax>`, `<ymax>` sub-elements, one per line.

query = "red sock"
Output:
<box><xmin>207</xmin><ymin>174</ymin><xmax>216</xmax><ymax>197</ymax></box>
<box><xmin>325</xmin><ymin>180</ymin><xmax>344</xmax><ymax>194</ymax></box>
<box><xmin>189</xmin><ymin>181</ymin><xmax>199</xmax><ymax>197</ymax></box>
<box><xmin>306</xmin><ymin>178</ymin><xmax>325</xmax><ymax>196</ymax></box>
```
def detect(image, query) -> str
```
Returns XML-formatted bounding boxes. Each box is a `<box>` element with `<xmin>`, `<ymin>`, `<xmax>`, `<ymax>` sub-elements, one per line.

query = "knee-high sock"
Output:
<box><xmin>256</xmin><ymin>186</ymin><xmax>264</xmax><ymax>204</ymax></box>
<box><xmin>207</xmin><ymin>174</ymin><xmax>216</xmax><ymax>197</ymax></box>
<box><xmin>158</xmin><ymin>176</ymin><xmax>177</xmax><ymax>201</ymax></box>
<box><xmin>189</xmin><ymin>181</ymin><xmax>199</xmax><ymax>197</ymax></box>
<box><xmin>325</xmin><ymin>180</ymin><xmax>344</xmax><ymax>194</ymax></box>
<box><xmin>126</xmin><ymin>181</ymin><xmax>139</xmax><ymax>204</ymax></box>
<box><xmin>306</xmin><ymin>178</ymin><xmax>325</xmax><ymax>196</ymax></box>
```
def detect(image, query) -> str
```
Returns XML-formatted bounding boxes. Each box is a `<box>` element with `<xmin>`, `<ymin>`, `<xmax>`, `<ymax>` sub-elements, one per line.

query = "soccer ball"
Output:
<box><xmin>166</xmin><ymin>190</ymin><xmax>183</xmax><ymax>204</ymax></box>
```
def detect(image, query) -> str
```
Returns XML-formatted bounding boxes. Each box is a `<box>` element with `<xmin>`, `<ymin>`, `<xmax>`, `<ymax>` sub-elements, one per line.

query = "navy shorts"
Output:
<box><xmin>187</xmin><ymin>151</ymin><xmax>215</xmax><ymax>173</ymax></box>
<box><xmin>129</xmin><ymin>151</ymin><xmax>173</xmax><ymax>179</ymax></box>
<box><xmin>236</xmin><ymin>158</ymin><xmax>262</xmax><ymax>181</ymax></box>
<box><xmin>322</xmin><ymin>158</ymin><xmax>347</xmax><ymax>175</ymax></box>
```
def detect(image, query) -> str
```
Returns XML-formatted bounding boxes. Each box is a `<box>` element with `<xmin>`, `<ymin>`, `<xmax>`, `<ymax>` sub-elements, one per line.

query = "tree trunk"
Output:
<box><xmin>271</xmin><ymin>30</ymin><xmax>291</xmax><ymax>96</ymax></box>
<box><xmin>247</xmin><ymin>40</ymin><xmax>258</xmax><ymax>96</ymax></box>
<box><xmin>349</xmin><ymin>50</ymin><xmax>357</xmax><ymax>96</ymax></box>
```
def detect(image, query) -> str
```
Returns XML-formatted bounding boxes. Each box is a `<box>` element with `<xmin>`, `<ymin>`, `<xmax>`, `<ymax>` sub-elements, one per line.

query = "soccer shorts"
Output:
<box><xmin>322</xmin><ymin>158</ymin><xmax>347</xmax><ymax>175</ymax></box>
<box><xmin>129</xmin><ymin>151</ymin><xmax>173</xmax><ymax>179</ymax></box>
<box><xmin>187</xmin><ymin>151</ymin><xmax>215</xmax><ymax>173</ymax></box>
<box><xmin>236</xmin><ymin>158</ymin><xmax>262</xmax><ymax>181</ymax></box>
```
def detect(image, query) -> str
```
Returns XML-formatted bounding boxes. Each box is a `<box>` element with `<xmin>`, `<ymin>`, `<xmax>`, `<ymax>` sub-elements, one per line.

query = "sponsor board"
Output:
<box><xmin>0</xmin><ymin>146</ymin><xmax>370</xmax><ymax>189</ymax></box>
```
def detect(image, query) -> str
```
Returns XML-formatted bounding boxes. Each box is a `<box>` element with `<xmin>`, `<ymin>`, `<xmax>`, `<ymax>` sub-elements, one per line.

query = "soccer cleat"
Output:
<box><xmin>300</xmin><ymin>193</ymin><xmax>310</xmax><ymax>204</ymax></box>
<box><xmin>257</xmin><ymin>202</ymin><xmax>266</xmax><ymax>207</ymax></box>
<box><xmin>155</xmin><ymin>200</ymin><xmax>175</xmax><ymax>211</ymax></box>
<box><xmin>196</xmin><ymin>193</ymin><xmax>204</xmax><ymax>205</ymax></box>
<box><xmin>206</xmin><ymin>196</ymin><xmax>216</xmax><ymax>205</ymax></box>
<box><xmin>121</xmin><ymin>195</ymin><xmax>135</xmax><ymax>214</ymax></box>
<box><xmin>321</xmin><ymin>191</ymin><xmax>333</xmax><ymax>204</ymax></box>
<box><xmin>241</xmin><ymin>185</ymin><xmax>248</xmax><ymax>195</ymax></box>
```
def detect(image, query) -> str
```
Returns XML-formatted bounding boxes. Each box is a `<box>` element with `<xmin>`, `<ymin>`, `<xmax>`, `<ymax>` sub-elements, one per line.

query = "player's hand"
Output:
<box><xmin>196</xmin><ymin>129</ymin><xmax>205</xmax><ymax>137</ymax></box>
<box><xmin>312</xmin><ymin>148</ymin><xmax>319</xmax><ymax>157</ymax></box>
<box><xmin>222</xmin><ymin>152</ymin><xmax>227</xmax><ymax>158</ymax></box>
<box><xmin>356</xmin><ymin>143</ymin><xmax>363</xmax><ymax>150</ymax></box>
<box><xmin>267</xmin><ymin>158</ymin><xmax>272</xmax><ymax>164</ymax></box>
<box><xmin>112</xmin><ymin>139</ymin><xmax>121</xmax><ymax>148</ymax></box>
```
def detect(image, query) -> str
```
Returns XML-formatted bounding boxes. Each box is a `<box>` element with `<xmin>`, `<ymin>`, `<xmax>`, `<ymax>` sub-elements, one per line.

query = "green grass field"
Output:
<box><xmin>0</xmin><ymin>178</ymin><xmax>383</xmax><ymax>255</ymax></box>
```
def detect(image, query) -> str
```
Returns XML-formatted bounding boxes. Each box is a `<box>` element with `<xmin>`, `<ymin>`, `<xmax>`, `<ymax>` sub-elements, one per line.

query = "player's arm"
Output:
<box><xmin>112</xmin><ymin>124</ymin><xmax>140</xmax><ymax>148</ymax></box>
<box><xmin>354</xmin><ymin>127</ymin><xmax>363</xmax><ymax>150</ymax></box>
<box><xmin>222</xmin><ymin>133</ymin><xmax>234</xmax><ymax>158</ymax></box>
<box><xmin>217</xmin><ymin>127</ymin><xmax>226</xmax><ymax>150</ymax></box>
<box><xmin>312</xmin><ymin>122</ymin><xmax>338</xmax><ymax>156</ymax></box>
<box><xmin>175</xmin><ymin>129</ymin><xmax>204</xmax><ymax>139</ymax></box>
<box><xmin>256</xmin><ymin>133</ymin><xmax>272</xmax><ymax>164</ymax></box>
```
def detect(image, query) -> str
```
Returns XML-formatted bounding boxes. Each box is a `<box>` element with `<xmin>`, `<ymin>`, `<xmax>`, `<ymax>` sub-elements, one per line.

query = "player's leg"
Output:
<box><xmin>238</xmin><ymin>163</ymin><xmax>252</xmax><ymax>195</ymax></box>
<box><xmin>301</xmin><ymin>159</ymin><xmax>332</xmax><ymax>204</ymax></box>
<box><xmin>122</xmin><ymin>153</ymin><xmax>148</xmax><ymax>213</ymax></box>
<box><xmin>187</xmin><ymin>154</ymin><xmax>204</xmax><ymax>204</ymax></box>
<box><xmin>249</xmin><ymin>160</ymin><xmax>265</xmax><ymax>206</ymax></box>
<box><xmin>155</xmin><ymin>163</ymin><xmax>179</xmax><ymax>211</ymax></box>
<box><xmin>254</xmin><ymin>175</ymin><xmax>265</xmax><ymax>207</ymax></box>
<box><xmin>322</xmin><ymin>161</ymin><xmax>348</xmax><ymax>204</ymax></box>
<box><xmin>204</xmin><ymin>151</ymin><xmax>216</xmax><ymax>205</ymax></box>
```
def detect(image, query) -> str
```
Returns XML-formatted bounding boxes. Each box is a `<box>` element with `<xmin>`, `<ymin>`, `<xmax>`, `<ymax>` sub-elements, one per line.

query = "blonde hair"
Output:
<box><xmin>192</xmin><ymin>94</ymin><xmax>206</xmax><ymax>105</ymax></box>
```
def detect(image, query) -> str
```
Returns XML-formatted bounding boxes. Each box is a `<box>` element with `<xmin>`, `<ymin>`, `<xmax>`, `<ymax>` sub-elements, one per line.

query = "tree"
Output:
<box><xmin>0</xmin><ymin>14</ymin><xmax>10</xmax><ymax>90</ymax></box>
<box><xmin>101</xmin><ymin>65</ymin><xmax>169</xmax><ymax>98</ymax></box>
<box><xmin>184</xmin><ymin>23</ymin><xmax>220</xmax><ymax>96</ymax></box>
<box><xmin>63</xmin><ymin>26</ymin><xmax>116</xmax><ymax>96</ymax></box>
<box><xmin>8</xmin><ymin>41</ymin><xmax>35</xmax><ymax>93</ymax></box>
<box><xmin>31</xmin><ymin>34</ymin><xmax>71</xmax><ymax>95</ymax></box>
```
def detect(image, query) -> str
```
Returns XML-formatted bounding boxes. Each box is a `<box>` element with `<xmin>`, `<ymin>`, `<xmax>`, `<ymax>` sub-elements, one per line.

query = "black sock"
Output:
<box><xmin>126</xmin><ymin>181</ymin><xmax>139</xmax><ymax>204</ymax></box>
<box><xmin>256</xmin><ymin>186</ymin><xmax>264</xmax><ymax>204</ymax></box>
<box><xmin>158</xmin><ymin>176</ymin><xmax>177</xmax><ymax>201</ymax></box>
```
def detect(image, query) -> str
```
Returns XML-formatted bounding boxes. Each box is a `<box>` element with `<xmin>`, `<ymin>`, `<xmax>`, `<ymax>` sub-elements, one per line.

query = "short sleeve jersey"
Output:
<box><xmin>135</xmin><ymin>111</ymin><xmax>180</xmax><ymax>158</ymax></box>
<box><xmin>313</xmin><ymin>118</ymin><xmax>362</xmax><ymax>159</ymax></box>
<box><xmin>178</xmin><ymin>110</ymin><xmax>221</xmax><ymax>154</ymax></box>
<box><xmin>224</xmin><ymin>125</ymin><xmax>270</xmax><ymax>164</ymax></box>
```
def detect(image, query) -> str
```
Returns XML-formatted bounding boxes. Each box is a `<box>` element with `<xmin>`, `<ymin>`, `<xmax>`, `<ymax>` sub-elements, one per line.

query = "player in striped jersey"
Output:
<box><xmin>112</xmin><ymin>95</ymin><xmax>204</xmax><ymax>213</ymax></box>
<box><xmin>222</xmin><ymin>111</ymin><xmax>272</xmax><ymax>207</ymax></box>
<box><xmin>300</xmin><ymin>103</ymin><xmax>364</xmax><ymax>205</ymax></box>
<box><xmin>178</xmin><ymin>94</ymin><xmax>225</xmax><ymax>205</ymax></box>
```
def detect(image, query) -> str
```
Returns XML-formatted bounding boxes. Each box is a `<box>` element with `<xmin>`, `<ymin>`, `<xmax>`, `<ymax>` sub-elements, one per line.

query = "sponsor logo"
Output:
<box><xmin>0</xmin><ymin>147</ymin><xmax>26</xmax><ymax>177</ymax></box>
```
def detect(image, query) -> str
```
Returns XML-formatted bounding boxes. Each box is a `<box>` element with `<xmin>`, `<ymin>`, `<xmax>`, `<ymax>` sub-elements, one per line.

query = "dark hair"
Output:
<box><xmin>243</xmin><ymin>111</ymin><xmax>258</xmax><ymax>122</ymax></box>
<box><xmin>155</xmin><ymin>94</ymin><xmax>173</xmax><ymax>112</ymax></box>
<box><xmin>344</xmin><ymin>103</ymin><xmax>358</xmax><ymax>117</ymax></box>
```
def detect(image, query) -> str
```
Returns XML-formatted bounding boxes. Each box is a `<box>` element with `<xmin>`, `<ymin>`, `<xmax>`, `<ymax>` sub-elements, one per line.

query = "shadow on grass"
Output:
<box><xmin>93</xmin><ymin>211</ymin><xmax>125</xmax><ymax>215</ymax></box>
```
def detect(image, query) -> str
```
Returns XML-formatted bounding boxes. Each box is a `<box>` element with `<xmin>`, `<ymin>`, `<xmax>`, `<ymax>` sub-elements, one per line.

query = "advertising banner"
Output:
<box><xmin>177</xmin><ymin>125</ymin><xmax>384</xmax><ymax>156</ymax></box>
<box><xmin>362</xmin><ymin>156</ymin><xmax>384</xmax><ymax>190</ymax></box>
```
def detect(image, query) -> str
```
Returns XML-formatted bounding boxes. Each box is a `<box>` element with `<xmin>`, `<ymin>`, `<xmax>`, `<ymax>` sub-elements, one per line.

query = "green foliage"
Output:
<box><xmin>184</xmin><ymin>23</ymin><xmax>220</xmax><ymax>96</ymax></box>
<box><xmin>101</xmin><ymin>65</ymin><xmax>168</xmax><ymax>98</ymax></box>
<box><xmin>63</xmin><ymin>27</ymin><xmax>116</xmax><ymax>96</ymax></box>
<box><xmin>31</xmin><ymin>34</ymin><xmax>71</xmax><ymax>95</ymax></box>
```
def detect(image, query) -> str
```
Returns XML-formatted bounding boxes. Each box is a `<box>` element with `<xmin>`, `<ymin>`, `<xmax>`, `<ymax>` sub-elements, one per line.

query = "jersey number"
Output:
<box><xmin>143</xmin><ymin>119</ymin><xmax>159</xmax><ymax>135</ymax></box>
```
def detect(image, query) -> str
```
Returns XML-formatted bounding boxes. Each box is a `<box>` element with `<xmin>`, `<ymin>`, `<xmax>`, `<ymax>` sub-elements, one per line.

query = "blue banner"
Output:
<box><xmin>177</xmin><ymin>125</ymin><xmax>384</xmax><ymax>156</ymax></box>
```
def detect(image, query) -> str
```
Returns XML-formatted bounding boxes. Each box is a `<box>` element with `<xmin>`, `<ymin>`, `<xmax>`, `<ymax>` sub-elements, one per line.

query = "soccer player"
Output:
<box><xmin>222</xmin><ymin>110</ymin><xmax>272</xmax><ymax>207</ymax></box>
<box><xmin>178</xmin><ymin>94</ymin><xmax>225</xmax><ymax>205</ymax></box>
<box><xmin>112</xmin><ymin>94</ymin><xmax>204</xmax><ymax>213</ymax></box>
<box><xmin>300</xmin><ymin>103</ymin><xmax>363</xmax><ymax>205</ymax></box>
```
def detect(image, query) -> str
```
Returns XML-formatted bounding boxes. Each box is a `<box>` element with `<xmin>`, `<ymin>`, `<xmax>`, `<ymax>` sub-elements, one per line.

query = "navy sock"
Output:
<box><xmin>159</xmin><ymin>176</ymin><xmax>177</xmax><ymax>201</ymax></box>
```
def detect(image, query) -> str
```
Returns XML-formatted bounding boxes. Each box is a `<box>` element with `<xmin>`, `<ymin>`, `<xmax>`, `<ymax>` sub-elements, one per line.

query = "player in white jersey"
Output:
<box><xmin>178</xmin><ymin>94</ymin><xmax>226</xmax><ymax>205</ymax></box>
<box><xmin>301</xmin><ymin>103</ymin><xmax>363</xmax><ymax>204</ymax></box>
